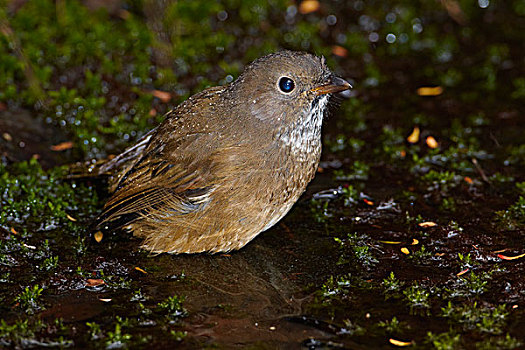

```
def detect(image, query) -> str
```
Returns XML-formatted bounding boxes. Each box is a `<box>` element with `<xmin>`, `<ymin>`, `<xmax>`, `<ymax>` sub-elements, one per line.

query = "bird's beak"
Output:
<box><xmin>310</xmin><ymin>76</ymin><xmax>352</xmax><ymax>95</ymax></box>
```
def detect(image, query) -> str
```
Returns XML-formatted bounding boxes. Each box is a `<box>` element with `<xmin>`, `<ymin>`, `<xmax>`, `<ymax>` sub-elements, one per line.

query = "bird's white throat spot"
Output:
<box><xmin>279</xmin><ymin>95</ymin><xmax>329</xmax><ymax>155</ymax></box>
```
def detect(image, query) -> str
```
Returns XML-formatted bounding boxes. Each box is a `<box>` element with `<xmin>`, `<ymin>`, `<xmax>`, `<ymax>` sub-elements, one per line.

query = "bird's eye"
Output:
<box><xmin>278</xmin><ymin>77</ymin><xmax>295</xmax><ymax>93</ymax></box>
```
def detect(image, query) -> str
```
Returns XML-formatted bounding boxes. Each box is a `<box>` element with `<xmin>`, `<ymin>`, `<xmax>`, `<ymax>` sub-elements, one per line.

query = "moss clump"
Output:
<box><xmin>0</xmin><ymin>158</ymin><xmax>98</xmax><ymax>231</ymax></box>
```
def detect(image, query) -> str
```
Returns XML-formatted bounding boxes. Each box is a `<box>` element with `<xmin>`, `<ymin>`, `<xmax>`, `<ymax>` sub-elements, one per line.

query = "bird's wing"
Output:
<box><xmin>95</xmin><ymin>86</ymin><xmax>233</xmax><ymax>232</ymax></box>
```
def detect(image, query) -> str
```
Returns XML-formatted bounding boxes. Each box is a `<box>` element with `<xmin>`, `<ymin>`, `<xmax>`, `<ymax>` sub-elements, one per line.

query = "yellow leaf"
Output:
<box><xmin>498</xmin><ymin>253</ymin><xmax>525</xmax><ymax>260</ymax></box>
<box><xmin>407</xmin><ymin>126</ymin><xmax>420</xmax><ymax>143</ymax></box>
<box><xmin>389</xmin><ymin>338</ymin><xmax>413</xmax><ymax>346</ymax></box>
<box><xmin>426</xmin><ymin>136</ymin><xmax>439</xmax><ymax>149</ymax></box>
<box><xmin>135</xmin><ymin>267</ymin><xmax>147</xmax><ymax>274</ymax></box>
<box><xmin>66</xmin><ymin>213</ymin><xmax>77</xmax><ymax>222</ymax></box>
<box><xmin>299</xmin><ymin>0</ymin><xmax>320</xmax><ymax>14</ymax></box>
<box><xmin>417</xmin><ymin>86</ymin><xmax>443</xmax><ymax>96</ymax></box>
<box><xmin>94</xmin><ymin>231</ymin><xmax>103</xmax><ymax>243</ymax></box>
<box><xmin>418</xmin><ymin>222</ymin><xmax>437</xmax><ymax>228</ymax></box>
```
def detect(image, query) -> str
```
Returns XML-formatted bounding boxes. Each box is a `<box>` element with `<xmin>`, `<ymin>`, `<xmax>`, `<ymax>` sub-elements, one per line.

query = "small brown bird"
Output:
<box><xmin>95</xmin><ymin>50</ymin><xmax>351</xmax><ymax>254</ymax></box>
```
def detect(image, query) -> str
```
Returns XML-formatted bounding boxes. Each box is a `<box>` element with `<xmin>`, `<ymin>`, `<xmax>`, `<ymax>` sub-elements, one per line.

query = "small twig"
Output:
<box><xmin>472</xmin><ymin>158</ymin><xmax>490</xmax><ymax>184</ymax></box>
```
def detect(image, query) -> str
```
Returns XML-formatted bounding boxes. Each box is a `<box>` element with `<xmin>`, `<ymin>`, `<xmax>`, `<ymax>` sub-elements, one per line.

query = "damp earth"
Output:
<box><xmin>0</xmin><ymin>0</ymin><xmax>524</xmax><ymax>348</ymax></box>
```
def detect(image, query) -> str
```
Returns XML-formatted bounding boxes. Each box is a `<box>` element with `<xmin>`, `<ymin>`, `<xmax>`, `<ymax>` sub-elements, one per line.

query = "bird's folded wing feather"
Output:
<box><xmin>95</xmin><ymin>86</ymin><xmax>233</xmax><ymax>232</ymax></box>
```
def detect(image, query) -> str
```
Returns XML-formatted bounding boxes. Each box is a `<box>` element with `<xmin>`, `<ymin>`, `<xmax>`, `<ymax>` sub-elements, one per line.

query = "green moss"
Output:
<box><xmin>403</xmin><ymin>284</ymin><xmax>431</xmax><ymax>313</ymax></box>
<box><xmin>426</xmin><ymin>330</ymin><xmax>461</xmax><ymax>350</ymax></box>
<box><xmin>157</xmin><ymin>294</ymin><xmax>187</xmax><ymax>320</ymax></box>
<box><xmin>0</xmin><ymin>158</ymin><xmax>98</xmax><ymax>230</ymax></box>
<box><xmin>476</xmin><ymin>334</ymin><xmax>522</xmax><ymax>350</ymax></box>
<box><xmin>0</xmin><ymin>318</ymin><xmax>72</xmax><ymax>348</ymax></box>
<box><xmin>14</xmin><ymin>285</ymin><xmax>44</xmax><ymax>314</ymax></box>
<box><xmin>495</xmin><ymin>196</ymin><xmax>525</xmax><ymax>230</ymax></box>
<box><xmin>441</xmin><ymin>301</ymin><xmax>508</xmax><ymax>334</ymax></box>
<box><xmin>382</xmin><ymin>272</ymin><xmax>405</xmax><ymax>300</ymax></box>
<box><xmin>376</xmin><ymin>316</ymin><xmax>407</xmax><ymax>334</ymax></box>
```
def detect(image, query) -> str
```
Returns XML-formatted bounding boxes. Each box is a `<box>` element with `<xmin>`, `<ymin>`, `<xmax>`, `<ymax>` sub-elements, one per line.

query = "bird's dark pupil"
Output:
<box><xmin>279</xmin><ymin>77</ymin><xmax>295</xmax><ymax>93</ymax></box>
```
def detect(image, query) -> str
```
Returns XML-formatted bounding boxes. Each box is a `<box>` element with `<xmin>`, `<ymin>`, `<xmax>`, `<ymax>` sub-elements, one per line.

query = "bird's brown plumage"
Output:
<box><xmin>95</xmin><ymin>51</ymin><xmax>350</xmax><ymax>253</ymax></box>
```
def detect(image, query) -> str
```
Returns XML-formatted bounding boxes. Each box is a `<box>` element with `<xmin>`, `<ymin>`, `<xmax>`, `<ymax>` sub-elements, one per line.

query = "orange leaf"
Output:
<box><xmin>332</xmin><ymin>45</ymin><xmax>348</xmax><ymax>57</ymax></box>
<box><xmin>498</xmin><ymin>253</ymin><xmax>525</xmax><ymax>261</ymax></box>
<box><xmin>457</xmin><ymin>268</ymin><xmax>469</xmax><ymax>276</ymax></box>
<box><xmin>94</xmin><ymin>231</ymin><xmax>103</xmax><ymax>243</ymax></box>
<box><xmin>151</xmin><ymin>90</ymin><xmax>172</xmax><ymax>103</ymax></box>
<box><xmin>50</xmin><ymin>141</ymin><xmax>74</xmax><ymax>151</ymax></box>
<box><xmin>86</xmin><ymin>279</ymin><xmax>105</xmax><ymax>287</ymax></box>
<box><xmin>401</xmin><ymin>247</ymin><xmax>410</xmax><ymax>255</ymax></box>
<box><xmin>135</xmin><ymin>267</ymin><xmax>147</xmax><ymax>274</ymax></box>
<box><xmin>407</xmin><ymin>126</ymin><xmax>420</xmax><ymax>143</ymax></box>
<box><xmin>299</xmin><ymin>0</ymin><xmax>320</xmax><ymax>14</ymax></box>
<box><xmin>426</xmin><ymin>136</ymin><xmax>439</xmax><ymax>149</ymax></box>
<box><xmin>417</xmin><ymin>86</ymin><xmax>443</xmax><ymax>96</ymax></box>
<box><xmin>464</xmin><ymin>176</ymin><xmax>473</xmax><ymax>184</ymax></box>
<box><xmin>411</xmin><ymin>239</ymin><xmax>419</xmax><ymax>245</ymax></box>
<box><xmin>363</xmin><ymin>198</ymin><xmax>374</xmax><ymax>206</ymax></box>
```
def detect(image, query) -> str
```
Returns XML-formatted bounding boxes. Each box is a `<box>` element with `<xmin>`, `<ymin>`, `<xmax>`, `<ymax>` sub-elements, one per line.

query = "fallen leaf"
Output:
<box><xmin>10</xmin><ymin>227</ymin><xmax>17</xmax><ymax>234</ymax></box>
<box><xmin>379</xmin><ymin>240</ymin><xmax>402</xmax><ymax>245</ymax></box>
<box><xmin>135</xmin><ymin>267</ymin><xmax>147</xmax><ymax>274</ymax></box>
<box><xmin>99</xmin><ymin>298</ymin><xmax>112</xmax><ymax>302</ymax></box>
<box><xmin>389</xmin><ymin>338</ymin><xmax>413</xmax><ymax>347</ymax></box>
<box><xmin>417</xmin><ymin>86</ymin><xmax>443</xmax><ymax>96</ymax></box>
<box><xmin>66</xmin><ymin>214</ymin><xmax>77</xmax><ymax>222</ymax></box>
<box><xmin>498</xmin><ymin>253</ymin><xmax>525</xmax><ymax>261</ymax></box>
<box><xmin>299</xmin><ymin>0</ymin><xmax>320</xmax><ymax>14</ymax></box>
<box><xmin>492</xmin><ymin>248</ymin><xmax>508</xmax><ymax>253</ymax></box>
<box><xmin>411</xmin><ymin>238</ymin><xmax>419</xmax><ymax>245</ymax></box>
<box><xmin>149</xmin><ymin>108</ymin><xmax>157</xmax><ymax>117</ymax></box>
<box><xmin>151</xmin><ymin>90</ymin><xmax>172</xmax><ymax>103</ymax></box>
<box><xmin>50</xmin><ymin>141</ymin><xmax>74</xmax><ymax>151</ymax></box>
<box><xmin>441</xmin><ymin>0</ymin><xmax>467</xmax><ymax>25</ymax></box>
<box><xmin>457</xmin><ymin>268</ymin><xmax>469</xmax><ymax>276</ymax></box>
<box><xmin>2</xmin><ymin>132</ymin><xmax>12</xmax><ymax>141</ymax></box>
<box><xmin>407</xmin><ymin>126</ymin><xmax>420</xmax><ymax>143</ymax></box>
<box><xmin>401</xmin><ymin>247</ymin><xmax>410</xmax><ymax>255</ymax></box>
<box><xmin>86</xmin><ymin>279</ymin><xmax>105</xmax><ymax>287</ymax></box>
<box><xmin>418</xmin><ymin>222</ymin><xmax>437</xmax><ymax>228</ymax></box>
<box><xmin>464</xmin><ymin>176</ymin><xmax>473</xmax><ymax>184</ymax></box>
<box><xmin>426</xmin><ymin>136</ymin><xmax>439</xmax><ymax>149</ymax></box>
<box><xmin>94</xmin><ymin>231</ymin><xmax>103</xmax><ymax>243</ymax></box>
<box><xmin>332</xmin><ymin>45</ymin><xmax>348</xmax><ymax>57</ymax></box>
<box><xmin>363</xmin><ymin>198</ymin><xmax>374</xmax><ymax>206</ymax></box>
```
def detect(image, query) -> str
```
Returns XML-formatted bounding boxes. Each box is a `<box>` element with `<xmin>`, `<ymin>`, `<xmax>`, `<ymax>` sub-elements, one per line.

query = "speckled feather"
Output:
<box><xmin>95</xmin><ymin>51</ymin><xmax>349</xmax><ymax>253</ymax></box>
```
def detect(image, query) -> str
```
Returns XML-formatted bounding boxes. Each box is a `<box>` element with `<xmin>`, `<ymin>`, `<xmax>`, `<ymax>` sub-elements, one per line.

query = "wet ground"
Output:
<box><xmin>0</xmin><ymin>0</ymin><xmax>524</xmax><ymax>348</ymax></box>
